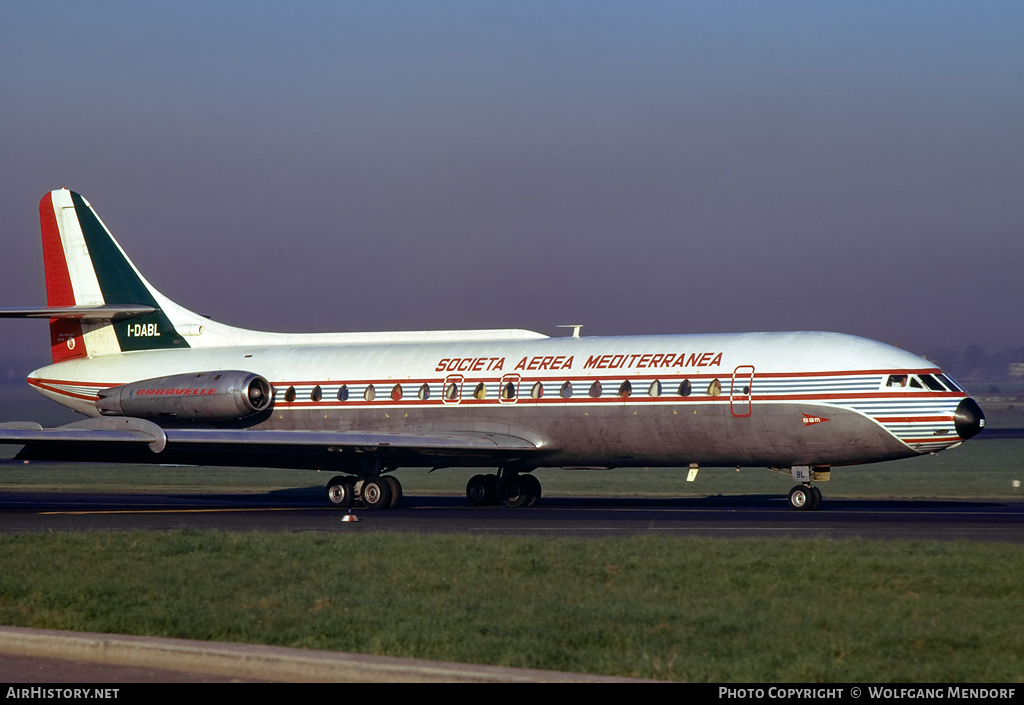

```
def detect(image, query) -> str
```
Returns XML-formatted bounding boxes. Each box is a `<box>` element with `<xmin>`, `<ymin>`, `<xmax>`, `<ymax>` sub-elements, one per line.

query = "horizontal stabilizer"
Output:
<box><xmin>0</xmin><ymin>304</ymin><xmax>156</xmax><ymax>320</ymax></box>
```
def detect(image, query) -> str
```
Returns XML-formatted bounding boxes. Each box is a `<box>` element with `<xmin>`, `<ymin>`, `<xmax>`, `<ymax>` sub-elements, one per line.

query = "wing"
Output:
<box><xmin>0</xmin><ymin>418</ymin><xmax>541</xmax><ymax>470</ymax></box>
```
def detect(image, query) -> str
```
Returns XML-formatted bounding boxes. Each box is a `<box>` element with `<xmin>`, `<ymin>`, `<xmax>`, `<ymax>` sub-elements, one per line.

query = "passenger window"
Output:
<box><xmin>418</xmin><ymin>383</ymin><xmax>430</xmax><ymax>400</ymax></box>
<box><xmin>474</xmin><ymin>382</ymin><xmax>487</xmax><ymax>400</ymax></box>
<box><xmin>284</xmin><ymin>386</ymin><xmax>296</xmax><ymax>402</ymax></box>
<box><xmin>589</xmin><ymin>381</ymin><xmax>602</xmax><ymax>398</ymax></box>
<box><xmin>648</xmin><ymin>380</ymin><xmax>661</xmax><ymax>397</ymax></box>
<box><xmin>678</xmin><ymin>379</ymin><xmax>692</xmax><ymax>397</ymax></box>
<box><xmin>337</xmin><ymin>385</ymin><xmax>349</xmax><ymax>402</ymax></box>
<box><xmin>391</xmin><ymin>384</ymin><xmax>403</xmax><ymax>400</ymax></box>
<box><xmin>560</xmin><ymin>381</ymin><xmax>573</xmax><ymax>398</ymax></box>
<box><xmin>444</xmin><ymin>382</ymin><xmax>459</xmax><ymax>400</ymax></box>
<box><xmin>311</xmin><ymin>385</ymin><xmax>322</xmax><ymax>402</ymax></box>
<box><xmin>364</xmin><ymin>385</ymin><xmax>376</xmax><ymax>401</ymax></box>
<box><xmin>707</xmin><ymin>379</ymin><xmax>721</xmax><ymax>396</ymax></box>
<box><xmin>501</xmin><ymin>382</ymin><xmax>516</xmax><ymax>400</ymax></box>
<box><xmin>530</xmin><ymin>381</ymin><xmax>544</xmax><ymax>399</ymax></box>
<box><xmin>618</xmin><ymin>380</ymin><xmax>632</xmax><ymax>397</ymax></box>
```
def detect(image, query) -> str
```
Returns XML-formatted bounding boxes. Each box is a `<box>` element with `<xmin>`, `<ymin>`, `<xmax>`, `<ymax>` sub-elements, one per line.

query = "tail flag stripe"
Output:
<box><xmin>40</xmin><ymin>192</ymin><xmax>87</xmax><ymax>362</ymax></box>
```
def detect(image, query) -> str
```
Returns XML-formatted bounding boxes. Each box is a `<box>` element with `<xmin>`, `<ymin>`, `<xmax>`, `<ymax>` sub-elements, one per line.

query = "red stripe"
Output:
<box><xmin>28</xmin><ymin>377</ymin><xmax>116</xmax><ymax>402</ymax></box>
<box><xmin>265</xmin><ymin>372</ymin><xmax>951</xmax><ymax>388</ymax></box>
<box><xmin>874</xmin><ymin>416</ymin><xmax>953</xmax><ymax>423</ymax></box>
<box><xmin>28</xmin><ymin>381</ymin><xmax>100</xmax><ymax>402</ymax></box>
<box><xmin>28</xmin><ymin>377</ymin><xmax>116</xmax><ymax>389</ymax></box>
<box><xmin>39</xmin><ymin>194</ymin><xmax>75</xmax><ymax>307</ymax></box>
<box><xmin>28</xmin><ymin>375</ymin><xmax>962</xmax><ymax>407</ymax></box>
<box><xmin>39</xmin><ymin>193</ymin><xmax>87</xmax><ymax>363</ymax></box>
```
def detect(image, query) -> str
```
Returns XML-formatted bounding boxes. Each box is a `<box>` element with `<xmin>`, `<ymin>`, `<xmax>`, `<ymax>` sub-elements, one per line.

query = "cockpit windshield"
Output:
<box><xmin>935</xmin><ymin>373</ymin><xmax>964</xmax><ymax>392</ymax></box>
<box><xmin>885</xmin><ymin>373</ymin><xmax>963</xmax><ymax>392</ymax></box>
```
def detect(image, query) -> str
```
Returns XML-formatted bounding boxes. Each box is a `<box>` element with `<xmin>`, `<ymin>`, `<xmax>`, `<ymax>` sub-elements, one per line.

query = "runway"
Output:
<box><xmin>1</xmin><ymin>490</ymin><xmax>1022</xmax><ymax>542</ymax></box>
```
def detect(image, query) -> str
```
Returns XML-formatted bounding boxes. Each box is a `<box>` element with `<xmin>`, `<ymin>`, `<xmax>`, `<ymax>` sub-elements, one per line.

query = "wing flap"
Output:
<box><xmin>165</xmin><ymin>428</ymin><xmax>537</xmax><ymax>450</ymax></box>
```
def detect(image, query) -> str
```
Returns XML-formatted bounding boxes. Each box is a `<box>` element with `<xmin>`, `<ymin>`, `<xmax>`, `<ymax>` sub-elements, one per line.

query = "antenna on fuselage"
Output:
<box><xmin>557</xmin><ymin>324</ymin><xmax>583</xmax><ymax>338</ymax></box>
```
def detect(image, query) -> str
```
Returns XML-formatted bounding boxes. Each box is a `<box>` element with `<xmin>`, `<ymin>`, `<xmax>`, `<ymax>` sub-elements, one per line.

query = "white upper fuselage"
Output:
<box><xmin>32</xmin><ymin>329</ymin><xmax>928</xmax><ymax>389</ymax></box>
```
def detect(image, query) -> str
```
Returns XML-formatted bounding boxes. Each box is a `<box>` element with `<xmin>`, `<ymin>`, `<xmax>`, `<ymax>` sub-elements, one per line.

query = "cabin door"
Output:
<box><xmin>730</xmin><ymin>365</ymin><xmax>755</xmax><ymax>417</ymax></box>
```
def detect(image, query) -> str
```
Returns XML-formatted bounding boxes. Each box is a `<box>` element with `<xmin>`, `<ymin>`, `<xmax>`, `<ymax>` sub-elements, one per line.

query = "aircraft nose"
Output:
<box><xmin>954</xmin><ymin>397</ymin><xmax>986</xmax><ymax>440</ymax></box>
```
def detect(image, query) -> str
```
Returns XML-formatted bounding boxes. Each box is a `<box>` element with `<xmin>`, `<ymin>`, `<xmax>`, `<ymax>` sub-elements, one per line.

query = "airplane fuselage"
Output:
<box><xmin>27</xmin><ymin>330</ymin><xmax>975</xmax><ymax>470</ymax></box>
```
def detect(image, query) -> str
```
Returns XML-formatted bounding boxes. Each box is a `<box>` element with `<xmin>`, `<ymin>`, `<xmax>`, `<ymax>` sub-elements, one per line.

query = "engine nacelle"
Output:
<box><xmin>96</xmin><ymin>370</ymin><xmax>272</xmax><ymax>420</ymax></box>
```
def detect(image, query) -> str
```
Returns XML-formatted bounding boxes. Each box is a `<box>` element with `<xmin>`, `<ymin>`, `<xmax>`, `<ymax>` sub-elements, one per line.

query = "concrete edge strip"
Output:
<box><xmin>0</xmin><ymin>626</ymin><xmax>650</xmax><ymax>683</ymax></box>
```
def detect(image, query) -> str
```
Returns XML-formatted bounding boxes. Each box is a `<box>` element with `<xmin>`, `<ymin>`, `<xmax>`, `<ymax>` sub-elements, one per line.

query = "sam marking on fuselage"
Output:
<box><xmin>0</xmin><ymin>188</ymin><xmax>986</xmax><ymax>512</ymax></box>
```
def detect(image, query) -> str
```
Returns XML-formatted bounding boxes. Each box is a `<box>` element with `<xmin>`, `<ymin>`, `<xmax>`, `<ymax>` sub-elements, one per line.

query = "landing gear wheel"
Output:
<box><xmin>502</xmin><ymin>474</ymin><xmax>541</xmax><ymax>508</ymax></box>
<box><xmin>361</xmin><ymin>477</ymin><xmax>393</xmax><ymax>510</ymax></box>
<box><xmin>788</xmin><ymin>484</ymin><xmax>819</xmax><ymax>511</ymax></box>
<box><xmin>325</xmin><ymin>475</ymin><xmax>355</xmax><ymax>509</ymax></box>
<box><xmin>467</xmin><ymin>474</ymin><xmax>498</xmax><ymax>506</ymax></box>
<box><xmin>383</xmin><ymin>475</ymin><xmax>403</xmax><ymax>508</ymax></box>
<box><xmin>502</xmin><ymin>477</ymin><xmax>531</xmax><ymax>508</ymax></box>
<box><xmin>518</xmin><ymin>473</ymin><xmax>542</xmax><ymax>507</ymax></box>
<box><xmin>809</xmin><ymin>485</ymin><xmax>822</xmax><ymax>510</ymax></box>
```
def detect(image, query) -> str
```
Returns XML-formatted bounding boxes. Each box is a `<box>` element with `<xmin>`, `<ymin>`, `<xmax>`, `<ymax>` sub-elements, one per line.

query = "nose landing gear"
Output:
<box><xmin>781</xmin><ymin>465</ymin><xmax>828</xmax><ymax>510</ymax></box>
<box><xmin>788</xmin><ymin>483</ymin><xmax>822</xmax><ymax>511</ymax></box>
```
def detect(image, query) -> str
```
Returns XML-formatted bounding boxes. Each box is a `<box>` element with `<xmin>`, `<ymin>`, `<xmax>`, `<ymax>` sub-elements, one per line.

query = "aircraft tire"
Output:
<box><xmin>788</xmin><ymin>485</ymin><xmax>816</xmax><ymax>511</ymax></box>
<box><xmin>467</xmin><ymin>474</ymin><xmax>497</xmax><ymax>506</ymax></box>
<box><xmin>809</xmin><ymin>485</ymin><xmax>822</xmax><ymax>510</ymax></box>
<box><xmin>502</xmin><ymin>476</ymin><xmax>533</xmax><ymax>508</ymax></box>
<box><xmin>325</xmin><ymin>476</ymin><xmax>355</xmax><ymax>509</ymax></box>
<box><xmin>384</xmin><ymin>475</ymin><xmax>403</xmax><ymax>508</ymax></box>
<box><xmin>361</xmin><ymin>477</ymin><xmax>393</xmax><ymax>510</ymax></box>
<box><xmin>519</xmin><ymin>474</ymin><xmax>542</xmax><ymax>507</ymax></box>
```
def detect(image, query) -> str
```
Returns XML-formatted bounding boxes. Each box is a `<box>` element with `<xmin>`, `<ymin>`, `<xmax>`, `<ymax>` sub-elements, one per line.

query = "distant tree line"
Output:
<box><xmin>0</xmin><ymin>358</ymin><xmax>34</xmax><ymax>386</ymax></box>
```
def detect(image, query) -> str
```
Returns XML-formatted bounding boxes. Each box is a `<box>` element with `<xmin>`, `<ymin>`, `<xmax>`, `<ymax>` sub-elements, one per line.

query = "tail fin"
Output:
<box><xmin>38</xmin><ymin>189</ymin><xmax>190</xmax><ymax>362</ymax></box>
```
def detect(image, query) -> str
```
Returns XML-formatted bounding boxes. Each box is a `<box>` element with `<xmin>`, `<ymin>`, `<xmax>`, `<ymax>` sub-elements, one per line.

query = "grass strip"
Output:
<box><xmin>0</xmin><ymin>532</ymin><xmax>1021</xmax><ymax>682</ymax></box>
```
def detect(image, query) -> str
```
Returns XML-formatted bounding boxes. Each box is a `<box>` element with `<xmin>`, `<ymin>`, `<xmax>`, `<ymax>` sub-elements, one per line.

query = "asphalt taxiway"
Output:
<box><xmin>1</xmin><ymin>490</ymin><xmax>1022</xmax><ymax>542</ymax></box>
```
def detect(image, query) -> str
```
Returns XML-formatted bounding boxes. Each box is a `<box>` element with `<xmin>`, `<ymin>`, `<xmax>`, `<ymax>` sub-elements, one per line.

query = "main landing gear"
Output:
<box><xmin>325</xmin><ymin>474</ymin><xmax>403</xmax><ymax>510</ymax></box>
<box><xmin>324</xmin><ymin>466</ymin><xmax>541</xmax><ymax>511</ymax></box>
<box><xmin>466</xmin><ymin>468</ymin><xmax>541</xmax><ymax>508</ymax></box>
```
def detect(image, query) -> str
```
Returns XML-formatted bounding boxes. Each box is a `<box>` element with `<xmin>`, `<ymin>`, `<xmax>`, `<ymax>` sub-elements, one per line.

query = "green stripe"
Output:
<box><xmin>71</xmin><ymin>192</ymin><xmax>190</xmax><ymax>352</ymax></box>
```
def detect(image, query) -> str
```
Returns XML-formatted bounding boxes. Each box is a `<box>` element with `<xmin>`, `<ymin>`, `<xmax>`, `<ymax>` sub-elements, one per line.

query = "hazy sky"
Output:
<box><xmin>2</xmin><ymin>1</ymin><xmax>1022</xmax><ymax>365</ymax></box>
